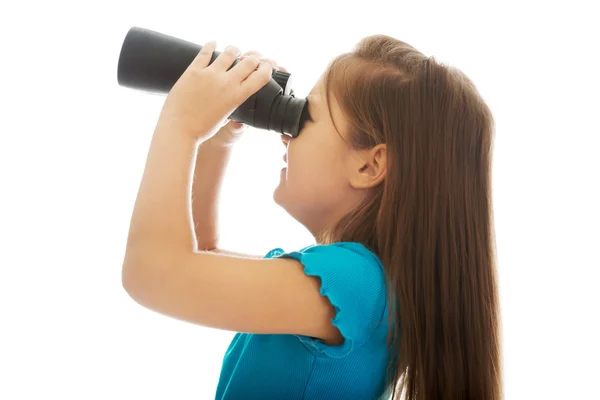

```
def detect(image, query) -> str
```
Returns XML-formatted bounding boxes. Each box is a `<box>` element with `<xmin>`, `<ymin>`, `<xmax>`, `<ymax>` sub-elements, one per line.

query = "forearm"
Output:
<box><xmin>124</xmin><ymin>125</ymin><xmax>198</xmax><ymax>255</ymax></box>
<box><xmin>191</xmin><ymin>137</ymin><xmax>233</xmax><ymax>250</ymax></box>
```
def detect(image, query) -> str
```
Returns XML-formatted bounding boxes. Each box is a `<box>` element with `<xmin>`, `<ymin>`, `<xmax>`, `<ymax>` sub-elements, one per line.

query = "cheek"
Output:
<box><xmin>288</xmin><ymin>153</ymin><xmax>346</xmax><ymax>198</ymax></box>
<box><xmin>285</xmin><ymin>128</ymin><xmax>348</xmax><ymax>198</ymax></box>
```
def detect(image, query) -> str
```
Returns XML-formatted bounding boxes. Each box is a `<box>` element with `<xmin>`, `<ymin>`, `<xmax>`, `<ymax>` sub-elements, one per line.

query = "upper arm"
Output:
<box><xmin>122</xmin><ymin>248</ymin><xmax>341</xmax><ymax>343</ymax></box>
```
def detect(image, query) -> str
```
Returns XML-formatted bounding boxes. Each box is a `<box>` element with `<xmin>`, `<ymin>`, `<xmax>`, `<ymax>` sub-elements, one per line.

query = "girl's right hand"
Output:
<box><xmin>207</xmin><ymin>50</ymin><xmax>288</xmax><ymax>147</ymax></box>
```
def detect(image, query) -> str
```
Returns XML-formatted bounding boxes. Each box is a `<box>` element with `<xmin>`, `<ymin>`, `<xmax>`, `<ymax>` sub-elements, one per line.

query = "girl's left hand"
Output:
<box><xmin>155</xmin><ymin>41</ymin><xmax>273</xmax><ymax>142</ymax></box>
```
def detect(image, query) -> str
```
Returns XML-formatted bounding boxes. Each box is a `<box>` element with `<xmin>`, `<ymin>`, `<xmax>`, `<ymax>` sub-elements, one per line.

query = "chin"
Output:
<box><xmin>272</xmin><ymin>185</ymin><xmax>284</xmax><ymax>207</ymax></box>
<box><xmin>273</xmin><ymin>185</ymin><xmax>294</xmax><ymax>216</ymax></box>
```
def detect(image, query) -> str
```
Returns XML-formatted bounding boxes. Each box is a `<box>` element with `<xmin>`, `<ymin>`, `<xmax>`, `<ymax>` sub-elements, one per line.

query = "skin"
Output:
<box><xmin>274</xmin><ymin>72</ymin><xmax>388</xmax><ymax>239</ymax></box>
<box><xmin>121</xmin><ymin>45</ymin><xmax>388</xmax><ymax>346</ymax></box>
<box><xmin>213</xmin><ymin>50</ymin><xmax>389</xmax><ymax>237</ymax></box>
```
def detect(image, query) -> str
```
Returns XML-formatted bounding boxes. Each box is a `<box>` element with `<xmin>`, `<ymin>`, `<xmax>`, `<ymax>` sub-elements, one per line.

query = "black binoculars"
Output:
<box><xmin>117</xmin><ymin>27</ymin><xmax>309</xmax><ymax>138</ymax></box>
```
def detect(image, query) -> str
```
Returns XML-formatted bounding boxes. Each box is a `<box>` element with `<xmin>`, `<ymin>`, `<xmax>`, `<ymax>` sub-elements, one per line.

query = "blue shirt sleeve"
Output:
<box><xmin>264</xmin><ymin>242</ymin><xmax>388</xmax><ymax>358</ymax></box>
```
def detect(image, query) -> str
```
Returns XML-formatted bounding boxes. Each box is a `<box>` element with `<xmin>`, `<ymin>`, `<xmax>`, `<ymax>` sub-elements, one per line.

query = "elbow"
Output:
<box><xmin>120</xmin><ymin>244</ymin><xmax>182</xmax><ymax>300</ymax></box>
<box><xmin>121</xmin><ymin>247</ymin><xmax>143</xmax><ymax>298</ymax></box>
<box><xmin>122</xmin><ymin>262</ymin><xmax>138</xmax><ymax>299</ymax></box>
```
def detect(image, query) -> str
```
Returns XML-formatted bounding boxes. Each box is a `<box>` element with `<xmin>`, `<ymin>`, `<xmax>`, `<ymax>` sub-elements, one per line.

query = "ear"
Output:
<box><xmin>349</xmin><ymin>144</ymin><xmax>387</xmax><ymax>189</ymax></box>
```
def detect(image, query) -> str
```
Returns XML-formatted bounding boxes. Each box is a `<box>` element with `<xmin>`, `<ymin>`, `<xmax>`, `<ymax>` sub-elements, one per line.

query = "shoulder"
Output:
<box><xmin>266</xmin><ymin>241</ymin><xmax>383</xmax><ymax>266</ymax></box>
<box><xmin>265</xmin><ymin>242</ymin><xmax>388</xmax><ymax>356</ymax></box>
<box><xmin>266</xmin><ymin>242</ymin><xmax>385</xmax><ymax>280</ymax></box>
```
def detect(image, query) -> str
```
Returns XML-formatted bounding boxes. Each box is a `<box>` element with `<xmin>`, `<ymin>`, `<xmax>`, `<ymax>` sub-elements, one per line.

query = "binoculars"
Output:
<box><xmin>117</xmin><ymin>27</ymin><xmax>309</xmax><ymax>138</ymax></box>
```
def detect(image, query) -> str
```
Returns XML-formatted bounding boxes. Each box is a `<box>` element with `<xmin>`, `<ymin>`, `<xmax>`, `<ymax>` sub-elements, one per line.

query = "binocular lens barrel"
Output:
<box><xmin>117</xmin><ymin>27</ymin><xmax>308</xmax><ymax>138</ymax></box>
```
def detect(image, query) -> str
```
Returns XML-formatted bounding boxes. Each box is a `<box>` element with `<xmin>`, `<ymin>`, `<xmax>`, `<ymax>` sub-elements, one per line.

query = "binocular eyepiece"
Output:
<box><xmin>117</xmin><ymin>27</ymin><xmax>309</xmax><ymax>138</ymax></box>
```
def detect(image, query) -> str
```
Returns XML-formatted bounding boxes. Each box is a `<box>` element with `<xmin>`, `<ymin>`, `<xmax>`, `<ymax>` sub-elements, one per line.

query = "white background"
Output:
<box><xmin>1</xmin><ymin>0</ymin><xmax>598</xmax><ymax>398</ymax></box>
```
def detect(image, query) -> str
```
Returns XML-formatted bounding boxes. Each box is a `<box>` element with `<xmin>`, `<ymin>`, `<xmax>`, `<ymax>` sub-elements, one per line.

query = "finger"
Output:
<box><xmin>259</xmin><ymin>58</ymin><xmax>279</xmax><ymax>70</ymax></box>
<box><xmin>261</xmin><ymin>59</ymin><xmax>289</xmax><ymax>74</ymax></box>
<box><xmin>240</xmin><ymin>50</ymin><xmax>262</xmax><ymax>59</ymax></box>
<box><xmin>230</xmin><ymin>55</ymin><xmax>263</xmax><ymax>81</ymax></box>
<box><xmin>227</xmin><ymin>120</ymin><xmax>246</xmax><ymax>134</ymax></box>
<box><xmin>211</xmin><ymin>45</ymin><xmax>242</xmax><ymax>71</ymax></box>
<box><xmin>192</xmin><ymin>40</ymin><xmax>218</xmax><ymax>69</ymax></box>
<box><xmin>239</xmin><ymin>55</ymin><xmax>280</xmax><ymax>72</ymax></box>
<box><xmin>239</xmin><ymin>60</ymin><xmax>273</xmax><ymax>97</ymax></box>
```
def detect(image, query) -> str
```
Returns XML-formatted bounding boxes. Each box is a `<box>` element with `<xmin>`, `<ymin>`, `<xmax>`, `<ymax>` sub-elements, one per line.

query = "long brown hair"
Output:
<box><xmin>316</xmin><ymin>35</ymin><xmax>502</xmax><ymax>399</ymax></box>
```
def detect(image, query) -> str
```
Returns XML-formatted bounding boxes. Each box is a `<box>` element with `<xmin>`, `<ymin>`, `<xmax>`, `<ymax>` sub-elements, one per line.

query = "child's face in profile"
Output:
<box><xmin>273</xmin><ymin>72</ymin><xmax>363</xmax><ymax>236</ymax></box>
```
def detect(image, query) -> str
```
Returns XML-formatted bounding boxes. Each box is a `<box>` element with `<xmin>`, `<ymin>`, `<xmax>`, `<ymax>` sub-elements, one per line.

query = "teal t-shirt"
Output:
<box><xmin>214</xmin><ymin>242</ymin><xmax>392</xmax><ymax>400</ymax></box>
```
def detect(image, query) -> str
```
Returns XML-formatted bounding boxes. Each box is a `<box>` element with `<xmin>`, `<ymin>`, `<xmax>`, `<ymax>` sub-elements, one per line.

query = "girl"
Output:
<box><xmin>122</xmin><ymin>35</ymin><xmax>502</xmax><ymax>400</ymax></box>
